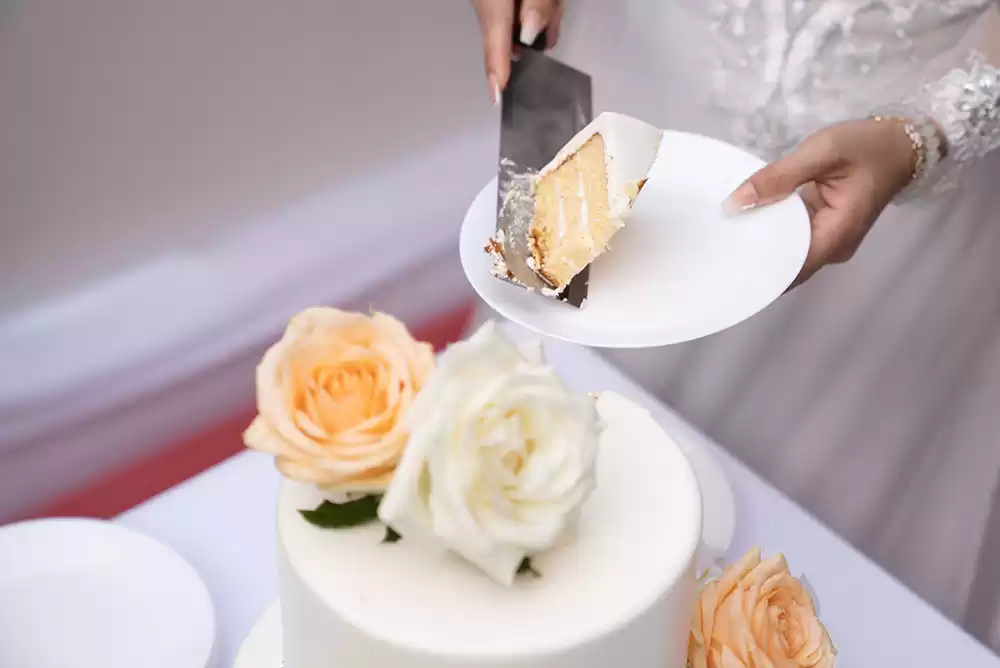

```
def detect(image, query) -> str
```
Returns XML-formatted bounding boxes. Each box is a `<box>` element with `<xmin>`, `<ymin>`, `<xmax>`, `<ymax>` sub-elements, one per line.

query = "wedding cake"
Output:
<box><xmin>244</xmin><ymin>308</ymin><xmax>702</xmax><ymax>668</ymax></box>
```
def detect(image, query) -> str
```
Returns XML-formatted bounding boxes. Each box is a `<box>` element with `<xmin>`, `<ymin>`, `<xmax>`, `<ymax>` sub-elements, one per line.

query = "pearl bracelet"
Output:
<box><xmin>869</xmin><ymin>115</ymin><xmax>924</xmax><ymax>181</ymax></box>
<box><xmin>868</xmin><ymin>110</ymin><xmax>945</xmax><ymax>202</ymax></box>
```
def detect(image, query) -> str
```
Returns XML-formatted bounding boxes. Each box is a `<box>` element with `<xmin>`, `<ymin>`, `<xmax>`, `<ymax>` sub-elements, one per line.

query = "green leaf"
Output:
<box><xmin>299</xmin><ymin>495</ymin><xmax>381</xmax><ymax>529</ymax></box>
<box><xmin>383</xmin><ymin>526</ymin><xmax>402</xmax><ymax>543</ymax></box>
<box><xmin>516</xmin><ymin>557</ymin><xmax>541</xmax><ymax>579</ymax></box>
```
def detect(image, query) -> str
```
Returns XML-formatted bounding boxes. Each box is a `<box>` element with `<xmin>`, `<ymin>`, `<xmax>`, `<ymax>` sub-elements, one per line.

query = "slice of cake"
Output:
<box><xmin>244</xmin><ymin>310</ymin><xmax>701</xmax><ymax>668</ymax></box>
<box><xmin>489</xmin><ymin>112</ymin><xmax>663</xmax><ymax>297</ymax></box>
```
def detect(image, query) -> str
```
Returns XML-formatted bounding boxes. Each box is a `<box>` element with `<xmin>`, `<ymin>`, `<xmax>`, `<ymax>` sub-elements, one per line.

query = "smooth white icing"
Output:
<box><xmin>277</xmin><ymin>391</ymin><xmax>702</xmax><ymax>668</ymax></box>
<box><xmin>537</xmin><ymin>112</ymin><xmax>663</xmax><ymax>225</ymax></box>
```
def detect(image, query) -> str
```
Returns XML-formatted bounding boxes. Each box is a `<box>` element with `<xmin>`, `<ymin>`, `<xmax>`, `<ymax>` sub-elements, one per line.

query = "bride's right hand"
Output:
<box><xmin>471</xmin><ymin>0</ymin><xmax>564</xmax><ymax>105</ymax></box>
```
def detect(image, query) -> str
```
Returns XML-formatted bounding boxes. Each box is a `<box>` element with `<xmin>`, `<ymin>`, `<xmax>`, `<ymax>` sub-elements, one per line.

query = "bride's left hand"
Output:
<box><xmin>723</xmin><ymin>118</ymin><xmax>919</xmax><ymax>288</ymax></box>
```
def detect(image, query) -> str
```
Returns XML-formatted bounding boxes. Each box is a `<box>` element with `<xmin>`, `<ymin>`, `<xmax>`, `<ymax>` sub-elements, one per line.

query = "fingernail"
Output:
<box><xmin>489</xmin><ymin>73</ymin><xmax>501</xmax><ymax>107</ymax></box>
<box><xmin>722</xmin><ymin>182</ymin><xmax>759</xmax><ymax>216</ymax></box>
<box><xmin>520</xmin><ymin>10</ymin><xmax>544</xmax><ymax>46</ymax></box>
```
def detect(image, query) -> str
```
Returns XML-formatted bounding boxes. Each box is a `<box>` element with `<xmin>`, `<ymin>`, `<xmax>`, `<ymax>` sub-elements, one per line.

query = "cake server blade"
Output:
<box><xmin>494</xmin><ymin>47</ymin><xmax>593</xmax><ymax>307</ymax></box>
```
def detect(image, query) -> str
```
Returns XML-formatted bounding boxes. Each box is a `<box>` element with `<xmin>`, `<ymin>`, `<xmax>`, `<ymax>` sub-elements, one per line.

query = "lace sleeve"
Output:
<box><xmin>877</xmin><ymin>4</ymin><xmax>1000</xmax><ymax>199</ymax></box>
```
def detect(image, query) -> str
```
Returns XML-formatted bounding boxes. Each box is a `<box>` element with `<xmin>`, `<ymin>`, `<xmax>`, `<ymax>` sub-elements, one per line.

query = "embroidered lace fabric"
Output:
<box><xmin>907</xmin><ymin>51</ymin><xmax>1000</xmax><ymax>194</ymax></box>
<box><xmin>675</xmin><ymin>0</ymin><xmax>1000</xmax><ymax>198</ymax></box>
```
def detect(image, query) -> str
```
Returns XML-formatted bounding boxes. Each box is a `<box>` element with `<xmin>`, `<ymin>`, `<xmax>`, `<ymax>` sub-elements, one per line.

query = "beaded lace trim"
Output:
<box><xmin>928</xmin><ymin>52</ymin><xmax>1000</xmax><ymax>166</ymax></box>
<box><xmin>887</xmin><ymin>51</ymin><xmax>1000</xmax><ymax>198</ymax></box>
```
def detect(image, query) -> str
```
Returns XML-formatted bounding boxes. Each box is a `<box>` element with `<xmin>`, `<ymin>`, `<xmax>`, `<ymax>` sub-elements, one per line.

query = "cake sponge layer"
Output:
<box><xmin>530</xmin><ymin>135</ymin><xmax>615</xmax><ymax>289</ymax></box>
<box><xmin>527</xmin><ymin>112</ymin><xmax>662</xmax><ymax>291</ymax></box>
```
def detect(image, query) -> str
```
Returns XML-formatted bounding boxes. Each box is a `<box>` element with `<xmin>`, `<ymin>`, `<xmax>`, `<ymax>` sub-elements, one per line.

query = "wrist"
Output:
<box><xmin>868</xmin><ymin>111</ymin><xmax>946</xmax><ymax>201</ymax></box>
<box><xmin>866</xmin><ymin>116</ymin><xmax>922</xmax><ymax>194</ymax></box>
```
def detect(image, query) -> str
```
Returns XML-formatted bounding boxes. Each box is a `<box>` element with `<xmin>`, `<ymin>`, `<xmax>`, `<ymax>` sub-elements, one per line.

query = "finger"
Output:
<box><xmin>787</xmin><ymin>207</ymin><xmax>844</xmax><ymax>290</ymax></box>
<box><xmin>798</xmin><ymin>182</ymin><xmax>824</xmax><ymax>218</ymax></box>
<box><xmin>723</xmin><ymin>132</ymin><xmax>839</xmax><ymax>215</ymax></box>
<box><xmin>520</xmin><ymin>0</ymin><xmax>558</xmax><ymax>46</ymax></box>
<box><xmin>472</xmin><ymin>0</ymin><xmax>514</xmax><ymax>104</ymax></box>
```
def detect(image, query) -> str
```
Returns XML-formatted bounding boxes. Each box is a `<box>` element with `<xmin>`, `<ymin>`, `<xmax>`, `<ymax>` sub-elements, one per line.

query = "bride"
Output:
<box><xmin>471</xmin><ymin>0</ymin><xmax>1000</xmax><ymax>651</ymax></box>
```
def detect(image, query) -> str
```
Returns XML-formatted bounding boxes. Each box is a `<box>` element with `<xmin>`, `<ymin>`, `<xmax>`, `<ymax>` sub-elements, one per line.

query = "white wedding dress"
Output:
<box><xmin>474</xmin><ymin>0</ymin><xmax>1000</xmax><ymax>652</ymax></box>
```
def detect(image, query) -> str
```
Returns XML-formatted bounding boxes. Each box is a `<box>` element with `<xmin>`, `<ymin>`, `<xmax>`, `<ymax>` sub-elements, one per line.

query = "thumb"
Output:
<box><xmin>723</xmin><ymin>133</ymin><xmax>838</xmax><ymax>215</ymax></box>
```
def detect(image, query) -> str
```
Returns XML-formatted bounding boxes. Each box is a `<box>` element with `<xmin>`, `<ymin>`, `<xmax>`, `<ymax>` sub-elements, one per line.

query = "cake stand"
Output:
<box><xmin>234</xmin><ymin>601</ymin><xmax>282</xmax><ymax>668</ymax></box>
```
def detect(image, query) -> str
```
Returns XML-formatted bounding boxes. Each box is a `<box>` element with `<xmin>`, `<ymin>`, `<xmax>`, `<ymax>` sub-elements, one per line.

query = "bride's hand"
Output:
<box><xmin>724</xmin><ymin>119</ymin><xmax>919</xmax><ymax>288</ymax></box>
<box><xmin>471</xmin><ymin>0</ymin><xmax>563</xmax><ymax>104</ymax></box>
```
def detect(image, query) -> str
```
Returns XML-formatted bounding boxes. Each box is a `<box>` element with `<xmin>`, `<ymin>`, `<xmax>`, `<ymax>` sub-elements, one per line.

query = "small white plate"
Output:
<box><xmin>0</xmin><ymin>518</ymin><xmax>216</xmax><ymax>668</ymax></box>
<box><xmin>234</xmin><ymin>601</ymin><xmax>282</xmax><ymax>668</ymax></box>
<box><xmin>460</xmin><ymin>130</ymin><xmax>811</xmax><ymax>348</ymax></box>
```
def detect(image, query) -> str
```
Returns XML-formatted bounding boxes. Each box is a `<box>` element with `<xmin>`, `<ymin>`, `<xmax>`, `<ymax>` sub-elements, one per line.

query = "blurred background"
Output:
<box><xmin>0</xmin><ymin>1</ymin><xmax>505</xmax><ymax>522</ymax></box>
<box><xmin>5</xmin><ymin>1</ymin><xmax>1000</xmax><ymax>664</ymax></box>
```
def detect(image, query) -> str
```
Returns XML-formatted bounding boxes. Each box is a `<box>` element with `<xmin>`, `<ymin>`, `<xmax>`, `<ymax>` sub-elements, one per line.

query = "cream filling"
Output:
<box><xmin>577</xmin><ymin>169</ymin><xmax>593</xmax><ymax>253</ymax></box>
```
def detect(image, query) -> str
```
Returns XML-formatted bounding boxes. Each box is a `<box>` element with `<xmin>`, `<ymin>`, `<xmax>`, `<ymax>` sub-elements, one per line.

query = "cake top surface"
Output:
<box><xmin>278</xmin><ymin>391</ymin><xmax>701</xmax><ymax>659</ymax></box>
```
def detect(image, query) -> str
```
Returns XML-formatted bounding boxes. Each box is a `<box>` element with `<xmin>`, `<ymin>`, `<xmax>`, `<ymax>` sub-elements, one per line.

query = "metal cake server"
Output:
<box><xmin>494</xmin><ymin>38</ymin><xmax>593</xmax><ymax>307</ymax></box>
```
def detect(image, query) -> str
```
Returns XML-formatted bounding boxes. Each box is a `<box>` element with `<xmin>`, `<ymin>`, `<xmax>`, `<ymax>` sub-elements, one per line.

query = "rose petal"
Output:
<box><xmin>718</xmin><ymin>643</ymin><xmax>748</xmax><ymax>668</ymax></box>
<box><xmin>243</xmin><ymin>416</ymin><xmax>288</xmax><ymax>454</ymax></box>
<box><xmin>294</xmin><ymin>408</ymin><xmax>330</xmax><ymax>441</ymax></box>
<box><xmin>256</xmin><ymin>343</ymin><xmax>326</xmax><ymax>454</ymax></box>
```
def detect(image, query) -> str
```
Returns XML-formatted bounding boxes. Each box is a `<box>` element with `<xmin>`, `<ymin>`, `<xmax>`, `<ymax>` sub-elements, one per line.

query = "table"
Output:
<box><xmin>117</xmin><ymin>331</ymin><xmax>1000</xmax><ymax>667</ymax></box>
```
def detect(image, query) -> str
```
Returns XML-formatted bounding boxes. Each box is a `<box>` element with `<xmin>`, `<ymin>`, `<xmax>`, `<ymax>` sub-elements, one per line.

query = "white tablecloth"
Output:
<box><xmin>117</xmin><ymin>333</ymin><xmax>999</xmax><ymax>667</ymax></box>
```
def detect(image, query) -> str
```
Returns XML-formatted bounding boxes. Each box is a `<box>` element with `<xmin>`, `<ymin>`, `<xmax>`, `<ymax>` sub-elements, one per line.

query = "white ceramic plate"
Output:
<box><xmin>460</xmin><ymin>130</ymin><xmax>811</xmax><ymax>348</ymax></box>
<box><xmin>0</xmin><ymin>518</ymin><xmax>216</xmax><ymax>668</ymax></box>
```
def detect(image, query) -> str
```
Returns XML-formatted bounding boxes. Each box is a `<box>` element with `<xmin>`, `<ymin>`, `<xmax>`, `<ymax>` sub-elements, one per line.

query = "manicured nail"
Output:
<box><xmin>520</xmin><ymin>10</ymin><xmax>544</xmax><ymax>46</ymax></box>
<box><xmin>489</xmin><ymin>73</ymin><xmax>501</xmax><ymax>107</ymax></box>
<box><xmin>722</xmin><ymin>181</ymin><xmax>759</xmax><ymax>216</ymax></box>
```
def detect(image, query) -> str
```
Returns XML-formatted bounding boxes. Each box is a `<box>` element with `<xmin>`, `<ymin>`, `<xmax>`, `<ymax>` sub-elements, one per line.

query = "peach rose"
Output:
<box><xmin>243</xmin><ymin>307</ymin><xmax>435</xmax><ymax>493</ymax></box>
<box><xmin>689</xmin><ymin>548</ymin><xmax>836</xmax><ymax>668</ymax></box>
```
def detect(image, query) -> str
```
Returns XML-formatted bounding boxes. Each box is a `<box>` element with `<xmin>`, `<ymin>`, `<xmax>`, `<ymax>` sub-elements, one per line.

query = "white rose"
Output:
<box><xmin>378</xmin><ymin>321</ymin><xmax>599</xmax><ymax>585</ymax></box>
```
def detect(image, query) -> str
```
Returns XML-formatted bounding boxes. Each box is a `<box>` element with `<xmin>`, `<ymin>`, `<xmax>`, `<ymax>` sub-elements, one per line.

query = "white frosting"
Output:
<box><xmin>277</xmin><ymin>392</ymin><xmax>702</xmax><ymax>668</ymax></box>
<box><xmin>537</xmin><ymin>111</ymin><xmax>663</xmax><ymax>223</ymax></box>
<box><xmin>378</xmin><ymin>322</ymin><xmax>599</xmax><ymax>586</ymax></box>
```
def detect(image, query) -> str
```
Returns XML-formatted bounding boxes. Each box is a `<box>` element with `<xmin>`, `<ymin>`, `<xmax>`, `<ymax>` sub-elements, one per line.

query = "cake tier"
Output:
<box><xmin>277</xmin><ymin>392</ymin><xmax>702</xmax><ymax>668</ymax></box>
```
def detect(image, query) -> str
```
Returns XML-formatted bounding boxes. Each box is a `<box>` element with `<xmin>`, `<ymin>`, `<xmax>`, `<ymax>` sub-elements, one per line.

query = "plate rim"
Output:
<box><xmin>0</xmin><ymin>517</ymin><xmax>218</xmax><ymax>668</ymax></box>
